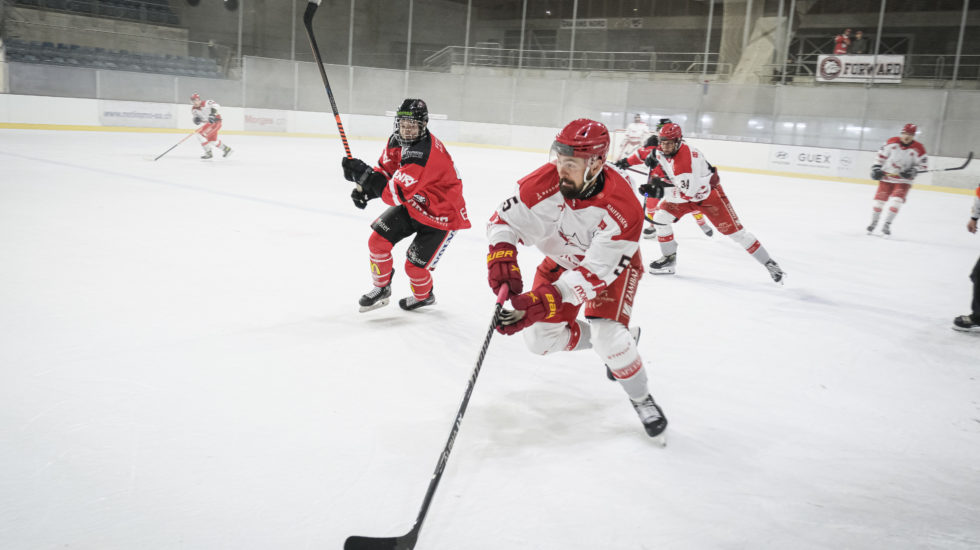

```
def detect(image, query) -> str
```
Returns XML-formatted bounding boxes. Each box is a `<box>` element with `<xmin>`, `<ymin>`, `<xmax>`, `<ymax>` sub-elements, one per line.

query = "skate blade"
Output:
<box><xmin>647</xmin><ymin>267</ymin><xmax>675</xmax><ymax>275</ymax></box>
<box><xmin>952</xmin><ymin>325</ymin><xmax>980</xmax><ymax>333</ymax></box>
<box><xmin>642</xmin><ymin>233</ymin><xmax>658</xmax><ymax>240</ymax></box>
<box><xmin>358</xmin><ymin>298</ymin><xmax>390</xmax><ymax>313</ymax></box>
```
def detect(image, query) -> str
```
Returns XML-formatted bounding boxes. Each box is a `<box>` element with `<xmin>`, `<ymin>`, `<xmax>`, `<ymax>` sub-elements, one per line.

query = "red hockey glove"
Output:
<box><xmin>487</xmin><ymin>242</ymin><xmax>523</xmax><ymax>298</ymax></box>
<box><xmin>496</xmin><ymin>283</ymin><xmax>562</xmax><ymax>335</ymax></box>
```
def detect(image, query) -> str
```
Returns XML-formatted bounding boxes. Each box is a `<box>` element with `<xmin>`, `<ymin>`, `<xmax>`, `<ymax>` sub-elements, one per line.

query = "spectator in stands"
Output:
<box><xmin>850</xmin><ymin>30</ymin><xmax>868</xmax><ymax>55</ymax></box>
<box><xmin>834</xmin><ymin>29</ymin><xmax>851</xmax><ymax>55</ymax></box>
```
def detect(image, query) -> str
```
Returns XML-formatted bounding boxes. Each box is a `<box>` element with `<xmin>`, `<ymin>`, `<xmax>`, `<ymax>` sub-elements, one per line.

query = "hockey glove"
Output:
<box><xmin>638</xmin><ymin>177</ymin><xmax>667</xmax><ymax>199</ymax></box>
<box><xmin>342</xmin><ymin>157</ymin><xmax>371</xmax><ymax>183</ymax></box>
<box><xmin>899</xmin><ymin>167</ymin><xmax>917</xmax><ymax>179</ymax></box>
<box><xmin>351</xmin><ymin>188</ymin><xmax>370</xmax><ymax>209</ymax></box>
<box><xmin>614</xmin><ymin>158</ymin><xmax>630</xmax><ymax>170</ymax></box>
<box><xmin>644</xmin><ymin>153</ymin><xmax>659</xmax><ymax>170</ymax></box>
<box><xmin>870</xmin><ymin>164</ymin><xmax>884</xmax><ymax>180</ymax></box>
<box><xmin>193</xmin><ymin>116</ymin><xmax>204</xmax><ymax>125</ymax></box>
<box><xmin>487</xmin><ymin>242</ymin><xmax>523</xmax><ymax>298</ymax></box>
<box><xmin>207</xmin><ymin>114</ymin><xmax>217</xmax><ymax>124</ymax></box>
<box><xmin>496</xmin><ymin>283</ymin><xmax>562</xmax><ymax>335</ymax></box>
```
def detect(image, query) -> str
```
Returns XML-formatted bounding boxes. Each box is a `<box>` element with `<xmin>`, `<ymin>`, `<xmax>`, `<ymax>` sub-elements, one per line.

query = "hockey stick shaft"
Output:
<box><xmin>344</xmin><ymin>285</ymin><xmax>510</xmax><ymax>550</ymax></box>
<box><xmin>153</xmin><ymin>129</ymin><xmax>200</xmax><ymax>161</ymax></box>
<box><xmin>925</xmin><ymin>151</ymin><xmax>973</xmax><ymax>172</ymax></box>
<box><xmin>302</xmin><ymin>0</ymin><xmax>353</xmax><ymax>159</ymax></box>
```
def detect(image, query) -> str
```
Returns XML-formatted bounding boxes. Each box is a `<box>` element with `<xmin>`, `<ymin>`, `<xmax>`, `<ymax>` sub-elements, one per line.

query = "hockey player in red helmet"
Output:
<box><xmin>614</xmin><ymin>117</ymin><xmax>714</xmax><ymax>238</ymax></box>
<box><xmin>341</xmin><ymin>98</ymin><xmax>471</xmax><ymax>312</ymax></box>
<box><xmin>643</xmin><ymin>123</ymin><xmax>784</xmax><ymax>283</ymax></box>
<box><xmin>189</xmin><ymin>92</ymin><xmax>232</xmax><ymax>159</ymax></box>
<box><xmin>866</xmin><ymin>123</ymin><xmax>928</xmax><ymax>236</ymax></box>
<box><xmin>486</xmin><ymin>118</ymin><xmax>668</xmax><ymax>441</ymax></box>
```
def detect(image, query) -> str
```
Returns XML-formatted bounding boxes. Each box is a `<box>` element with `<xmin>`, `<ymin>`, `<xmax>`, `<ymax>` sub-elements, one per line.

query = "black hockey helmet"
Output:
<box><xmin>656</xmin><ymin>118</ymin><xmax>673</xmax><ymax>130</ymax></box>
<box><xmin>394</xmin><ymin>98</ymin><xmax>429</xmax><ymax>146</ymax></box>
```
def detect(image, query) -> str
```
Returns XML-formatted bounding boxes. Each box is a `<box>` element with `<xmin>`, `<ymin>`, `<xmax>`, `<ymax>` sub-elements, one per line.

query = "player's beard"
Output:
<box><xmin>559</xmin><ymin>177</ymin><xmax>582</xmax><ymax>199</ymax></box>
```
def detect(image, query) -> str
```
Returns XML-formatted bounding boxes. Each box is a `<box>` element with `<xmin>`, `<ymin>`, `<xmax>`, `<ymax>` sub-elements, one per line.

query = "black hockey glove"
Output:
<box><xmin>644</xmin><ymin>153</ymin><xmax>659</xmax><ymax>170</ymax></box>
<box><xmin>870</xmin><ymin>164</ymin><xmax>884</xmax><ymax>180</ymax></box>
<box><xmin>193</xmin><ymin>116</ymin><xmax>204</xmax><ymax>125</ymax></box>
<box><xmin>899</xmin><ymin>167</ymin><xmax>917</xmax><ymax>179</ymax></box>
<box><xmin>351</xmin><ymin>187</ymin><xmax>370</xmax><ymax>209</ymax></box>
<box><xmin>614</xmin><ymin>158</ymin><xmax>630</xmax><ymax>170</ymax></box>
<box><xmin>638</xmin><ymin>177</ymin><xmax>667</xmax><ymax>199</ymax></box>
<box><xmin>207</xmin><ymin>114</ymin><xmax>217</xmax><ymax>124</ymax></box>
<box><xmin>342</xmin><ymin>157</ymin><xmax>371</xmax><ymax>183</ymax></box>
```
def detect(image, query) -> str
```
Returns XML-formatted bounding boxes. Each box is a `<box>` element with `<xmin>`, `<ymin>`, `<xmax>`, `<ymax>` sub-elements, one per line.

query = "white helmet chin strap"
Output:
<box><xmin>582</xmin><ymin>156</ymin><xmax>603</xmax><ymax>191</ymax></box>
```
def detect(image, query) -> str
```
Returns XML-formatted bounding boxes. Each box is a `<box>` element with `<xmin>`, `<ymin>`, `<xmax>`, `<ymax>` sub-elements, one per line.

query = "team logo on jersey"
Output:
<box><xmin>557</xmin><ymin>229</ymin><xmax>589</xmax><ymax>252</ymax></box>
<box><xmin>393</xmin><ymin>171</ymin><xmax>418</xmax><ymax>186</ymax></box>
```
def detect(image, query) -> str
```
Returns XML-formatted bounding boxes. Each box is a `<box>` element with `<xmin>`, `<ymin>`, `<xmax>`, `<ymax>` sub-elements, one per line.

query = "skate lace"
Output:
<box><xmin>365</xmin><ymin>286</ymin><xmax>387</xmax><ymax>299</ymax></box>
<box><xmin>632</xmin><ymin>396</ymin><xmax>662</xmax><ymax>422</ymax></box>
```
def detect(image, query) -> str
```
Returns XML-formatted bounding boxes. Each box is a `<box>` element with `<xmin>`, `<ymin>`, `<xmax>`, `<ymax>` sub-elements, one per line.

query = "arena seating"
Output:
<box><xmin>3</xmin><ymin>39</ymin><xmax>223</xmax><ymax>78</ymax></box>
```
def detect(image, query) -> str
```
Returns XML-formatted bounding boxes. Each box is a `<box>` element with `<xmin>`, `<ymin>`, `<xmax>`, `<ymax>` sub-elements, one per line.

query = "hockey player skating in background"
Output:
<box><xmin>190</xmin><ymin>93</ymin><xmax>232</xmax><ymax>159</ymax></box>
<box><xmin>342</xmin><ymin>99</ymin><xmax>471</xmax><ymax>312</ymax></box>
<box><xmin>615</xmin><ymin>118</ymin><xmax>713</xmax><ymax>239</ymax></box>
<box><xmin>486</xmin><ymin>118</ymin><xmax>667</xmax><ymax>440</ymax></box>
<box><xmin>867</xmin><ymin>123</ymin><xmax>928</xmax><ymax>236</ymax></box>
<box><xmin>645</xmin><ymin>123</ymin><xmax>784</xmax><ymax>284</ymax></box>
<box><xmin>613</xmin><ymin>113</ymin><xmax>650</xmax><ymax>161</ymax></box>
<box><xmin>952</xmin><ymin>183</ymin><xmax>980</xmax><ymax>332</ymax></box>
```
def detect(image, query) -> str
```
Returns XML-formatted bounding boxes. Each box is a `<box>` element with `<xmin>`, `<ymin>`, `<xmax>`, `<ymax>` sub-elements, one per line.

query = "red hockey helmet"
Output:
<box><xmin>190</xmin><ymin>92</ymin><xmax>202</xmax><ymax>104</ymax></box>
<box><xmin>658</xmin><ymin>122</ymin><xmax>683</xmax><ymax>141</ymax></box>
<box><xmin>902</xmin><ymin>123</ymin><xmax>917</xmax><ymax>135</ymax></box>
<box><xmin>553</xmin><ymin>119</ymin><xmax>610</xmax><ymax>160</ymax></box>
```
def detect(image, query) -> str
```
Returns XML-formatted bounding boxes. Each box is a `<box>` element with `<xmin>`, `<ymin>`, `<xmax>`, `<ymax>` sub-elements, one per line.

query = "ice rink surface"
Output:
<box><xmin>2</xmin><ymin>129</ymin><xmax>979</xmax><ymax>549</ymax></box>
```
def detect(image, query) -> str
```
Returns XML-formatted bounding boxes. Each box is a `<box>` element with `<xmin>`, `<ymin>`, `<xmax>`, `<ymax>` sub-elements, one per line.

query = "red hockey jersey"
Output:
<box><xmin>374</xmin><ymin>134</ymin><xmax>470</xmax><ymax>231</ymax></box>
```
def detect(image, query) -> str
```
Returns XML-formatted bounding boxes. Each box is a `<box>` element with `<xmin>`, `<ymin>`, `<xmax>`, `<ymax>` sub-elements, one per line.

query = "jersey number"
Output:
<box><xmin>613</xmin><ymin>255</ymin><xmax>632</xmax><ymax>276</ymax></box>
<box><xmin>500</xmin><ymin>196</ymin><xmax>519</xmax><ymax>211</ymax></box>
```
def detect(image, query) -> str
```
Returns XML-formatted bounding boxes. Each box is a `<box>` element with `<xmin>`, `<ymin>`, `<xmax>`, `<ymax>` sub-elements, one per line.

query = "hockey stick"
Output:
<box><xmin>925</xmin><ymin>151</ymin><xmax>973</xmax><ymax>172</ymax></box>
<box><xmin>153</xmin><ymin>128</ymin><xmax>201</xmax><ymax>161</ymax></box>
<box><xmin>344</xmin><ymin>285</ymin><xmax>511</xmax><ymax>550</ymax></box>
<box><xmin>303</xmin><ymin>0</ymin><xmax>353</xmax><ymax>159</ymax></box>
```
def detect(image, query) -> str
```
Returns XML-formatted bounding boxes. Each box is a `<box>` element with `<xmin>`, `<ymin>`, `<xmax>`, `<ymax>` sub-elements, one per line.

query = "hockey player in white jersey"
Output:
<box><xmin>867</xmin><ymin>123</ymin><xmax>928</xmax><ymax>236</ymax></box>
<box><xmin>644</xmin><ymin>123</ymin><xmax>784</xmax><ymax>283</ymax></box>
<box><xmin>613</xmin><ymin>113</ymin><xmax>651</xmax><ymax>161</ymax></box>
<box><xmin>190</xmin><ymin>93</ymin><xmax>232</xmax><ymax>159</ymax></box>
<box><xmin>485</xmin><ymin>118</ymin><xmax>667</xmax><ymax>440</ymax></box>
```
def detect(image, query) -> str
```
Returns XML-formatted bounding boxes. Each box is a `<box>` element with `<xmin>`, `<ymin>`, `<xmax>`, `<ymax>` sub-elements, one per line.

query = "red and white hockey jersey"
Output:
<box><xmin>487</xmin><ymin>164</ymin><xmax>643</xmax><ymax>305</ymax></box>
<box><xmin>652</xmin><ymin>142</ymin><xmax>715</xmax><ymax>203</ymax></box>
<box><xmin>972</xmin><ymin>185</ymin><xmax>980</xmax><ymax>220</ymax></box>
<box><xmin>876</xmin><ymin>137</ymin><xmax>928</xmax><ymax>184</ymax></box>
<box><xmin>374</xmin><ymin>134</ymin><xmax>470</xmax><ymax>231</ymax></box>
<box><xmin>191</xmin><ymin>100</ymin><xmax>222</xmax><ymax>124</ymax></box>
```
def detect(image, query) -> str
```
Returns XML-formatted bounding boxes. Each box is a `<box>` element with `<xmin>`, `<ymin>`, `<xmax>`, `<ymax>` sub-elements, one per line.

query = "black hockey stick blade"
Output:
<box><xmin>343</xmin><ymin>285</ymin><xmax>510</xmax><ymax>550</ymax></box>
<box><xmin>344</xmin><ymin>531</ymin><xmax>417</xmax><ymax>550</ymax></box>
<box><xmin>928</xmin><ymin>151</ymin><xmax>973</xmax><ymax>172</ymax></box>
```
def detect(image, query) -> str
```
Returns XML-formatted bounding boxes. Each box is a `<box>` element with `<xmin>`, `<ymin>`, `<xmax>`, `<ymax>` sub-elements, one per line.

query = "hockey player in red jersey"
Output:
<box><xmin>867</xmin><ymin>123</ymin><xmax>928</xmax><ymax>236</ymax></box>
<box><xmin>486</xmin><ymin>118</ymin><xmax>667</xmax><ymax>440</ymax></box>
<box><xmin>952</xmin><ymin>184</ymin><xmax>980</xmax><ymax>332</ymax></box>
<box><xmin>644</xmin><ymin>123</ymin><xmax>784</xmax><ymax>283</ymax></box>
<box><xmin>342</xmin><ymin>99</ymin><xmax>471</xmax><ymax>312</ymax></box>
<box><xmin>614</xmin><ymin>118</ymin><xmax>713</xmax><ymax>239</ymax></box>
<box><xmin>190</xmin><ymin>93</ymin><xmax>232</xmax><ymax>159</ymax></box>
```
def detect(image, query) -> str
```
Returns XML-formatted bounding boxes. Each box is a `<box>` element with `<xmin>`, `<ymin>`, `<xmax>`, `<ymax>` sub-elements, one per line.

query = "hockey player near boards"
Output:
<box><xmin>342</xmin><ymin>99</ymin><xmax>471</xmax><ymax>312</ymax></box>
<box><xmin>613</xmin><ymin>114</ymin><xmax>651</xmax><ymax>161</ymax></box>
<box><xmin>486</xmin><ymin>118</ymin><xmax>667</xmax><ymax>440</ymax></box>
<box><xmin>867</xmin><ymin>123</ymin><xmax>928</xmax><ymax>236</ymax></box>
<box><xmin>615</xmin><ymin>118</ymin><xmax>713</xmax><ymax>239</ymax></box>
<box><xmin>952</xmin><ymin>184</ymin><xmax>980</xmax><ymax>333</ymax></box>
<box><xmin>190</xmin><ymin>93</ymin><xmax>232</xmax><ymax>159</ymax></box>
<box><xmin>644</xmin><ymin>123</ymin><xmax>784</xmax><ymax>283</ymax></box>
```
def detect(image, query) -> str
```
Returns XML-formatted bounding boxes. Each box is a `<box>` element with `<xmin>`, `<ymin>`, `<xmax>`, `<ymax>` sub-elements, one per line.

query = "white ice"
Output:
<box><xmin>1</xmin><ymin>129</ymin><xmax>979</xmax><ymax>550</ymax></box>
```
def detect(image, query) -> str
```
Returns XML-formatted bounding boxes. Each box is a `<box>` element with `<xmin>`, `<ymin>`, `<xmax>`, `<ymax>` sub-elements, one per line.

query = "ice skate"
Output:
<box><xmin>881</xmin><ymin>222</ymin><xmax>891</xmax><ymax>236</ymax></box>
<box><xmin>222</xmin><ymin>144</ymin><xmax>233</xmax><ymax>158</ymax></box>
<box><xmin>700</xmin><ymin>223</ymin><xmax>714</xmax><ymax>237</ymax></box>
<box><xmin>648</xmin><ymin>253</ymin><xmax>676</xmax><ymax>275</ymax></box>
<box><xmin>642</xmin><ymin>225</ymin><xmax>657</xmax><ymax>239</ymax></box>
<box><xmin>952</xmin><ymin>314</ymin><xmax>980</xmax><ymax>333</ymax></box>
<box><xmin>358</xmin><ymin>282</ymin><xmax>392</xmax><ymax>312</ymax></box>
<box><xmin>630</xmin><ymin>394</ymin><xmax>668</xmax><ymax>443</ymax></box>
<box><xmin>398</xmin><ymin>291</ymin><xmax>436</xmax><ymax>311</ymax></box>
<box><xmin>606</xmin><ymin>326</ymin><xmax>641</xmax><ymax>381</ymax></box>
<box><xmin>201</xmin><ymin>149</ymin><xmax>213</xmax><ymax>159</ymax></box>
<box><xmin>866</xmin><ymin>223</ymin><xmax>876</xmax><ymax>235</ymax></box>
<box><xmin>765</xmin><ymin>259</ymin><xmax>785</xmax><ymax>284</ymax></box>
